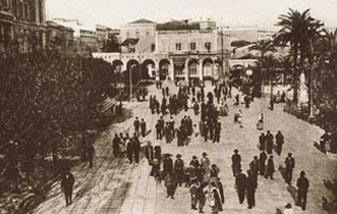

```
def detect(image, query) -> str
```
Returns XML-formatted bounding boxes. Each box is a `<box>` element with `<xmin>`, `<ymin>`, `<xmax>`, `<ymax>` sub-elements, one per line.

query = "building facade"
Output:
<box><xmin>93</xmin><ymin>19</ymin><xmax>233</xmax><ymax>81</ymax></box>
<box><xmin>0</xmin><ymin>0</ymin><xmax>47</xmax><ymax>53</ymax></box>
<box><xmin>46</xmin><ymin>20</ymin><xmax>74</xmax><ymax>53</ymax></box>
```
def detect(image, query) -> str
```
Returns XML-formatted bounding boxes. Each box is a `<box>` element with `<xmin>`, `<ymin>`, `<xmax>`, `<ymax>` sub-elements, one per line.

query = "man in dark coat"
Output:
<box><xmin>232</xmin><ymin>149</ymin><xmax>241</xmax><ymax>177</ymax></box>
<box><xmin>266</xmin><ymin>130</ymin><xmax>274</xmax><ymax>154</ymax></box>
<box><xmin>213</xmin><ymin>121</ymin><xmax>221</xmax><ymax>143</ymax></box>
<box><xmin>174</xmin><ymin>154</ymin><xmax>185</xmax><ymax>187</ymax></box>
<box><xmin>235</xmin><ymin>169</ymin><xmax>247</xmax><ymax>204</ymax></box>
<box><xmin>275</xmin><ymin>131</ymin><xmax>284</xmax><ymax>156</ymax></box>
<box><xmin>246</xmin><ymin>170</ymin><xmax>257</xmax><ymax>209</ymax></box>
<box><xmin>284</xmin><ymin>153</ymin><xmax>295</xmax><ymax>184</ymax></box>
<box><xmin>249</xmin><ymin>156</ymin><xmax>259</xmax><ymax>182</ymax></box>
<box><xmin>154</xmin><ymin>144</ymin><xmax>162</xmax><ymax>162</ymax></box>
<box><xmin>265</xmin><ymin>155</ymin><xmax>275</xmax><ymax>180</ymax></box>
<box><xmin>259</xmin><ymin>150</ymin><xmax>267</xmax><ymax>175</ymax></box>
<box><xmin>259</xmin><ymin>133</ymin><xmax>266</xmax><ymax>151</ymax></box>
<box><xmin>86</xmin><ymin>144</ymin><xmax>95</xmax><ymax>168</ymax></box>
<box><xmin>140</xmin><ymin>119</ymin><xmax>147</xmax><ymax>137</ymax></box>
<box><xmin>61</xmin><ymin>168</ymin><xmax>75</xmax><ymax>206</ymax></box>
<box><xmin>197</xmin><ymin>182</ymin><xmax>207</xmax><ymax>213</ymax></box>
<box><xmin>296</xmin><ymin>171</ymin><xmax>309</xmax><ymax>210</ymax></box>
<box><xmin>133</xmin><ymin>134</ymin><xmax>140</xmax><ymax>163</ymax></box>
<box><xmin>163</xmin><ymin>154</ymin><xmax>173</xmax><ymax>176</ymax></box>
<box><xmin>216</xmin><ymin>177</ymin><xmax>225</xmax><ymax>209</ymax></box>
<box><xmin>112</xmin><ymin>134</ymin><xmax>120</xmax><ymax>158</ymax></box>
<box><xmin>134</xmin><ymin>117</ymin><xmax>140</xmax><ymax>136</ymax></box>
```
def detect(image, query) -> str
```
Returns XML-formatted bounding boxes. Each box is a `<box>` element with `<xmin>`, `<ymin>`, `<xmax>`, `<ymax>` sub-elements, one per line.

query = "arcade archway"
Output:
<box><xmin>159</xmin><ymin>59</ymin><xmax>170</xmax><ymax>80</ymax></box>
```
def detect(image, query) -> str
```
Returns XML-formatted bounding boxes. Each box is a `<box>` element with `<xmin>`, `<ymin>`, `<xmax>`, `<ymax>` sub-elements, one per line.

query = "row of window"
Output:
<box><xmin>175</xmin><ymin>42</ymin><xmax>212</xmax><ymax>51</ymax></box>
<box><xmin>126</xmin><ymin>31</ymin><xmax>151</xmax><ymax>38</ymax></box>
<box><xmin>0</xmin><ymin>0</ymin><xmax>44</xmax><ymax>23</ymax></box>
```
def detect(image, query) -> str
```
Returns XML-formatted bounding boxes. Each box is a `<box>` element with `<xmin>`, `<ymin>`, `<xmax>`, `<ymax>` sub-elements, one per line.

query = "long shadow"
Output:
<box><xmin>313</xmin><ymin>141</ymin><xmax>326</xmax><ymax>154</ymax></box>
<box><xmin>278</xmin><ymin>165</ymin><xmax>287</xmax><ymax>182</ymax></box>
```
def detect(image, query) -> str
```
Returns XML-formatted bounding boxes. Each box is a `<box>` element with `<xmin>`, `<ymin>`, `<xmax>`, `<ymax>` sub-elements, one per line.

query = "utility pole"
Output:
<box><xmin>221</xmin><ymin>25</ymin><xmax>224</xmax><ymax>82</ymax></box>
<box><xmin>308</xmin><ymin>39</ymin><xmax>314</xmax><ymax>119</ymax></box>
<box><xmin>130</xmin><ymin>65</ymin><xmax>133</xmax><ymax>102</ymax></box>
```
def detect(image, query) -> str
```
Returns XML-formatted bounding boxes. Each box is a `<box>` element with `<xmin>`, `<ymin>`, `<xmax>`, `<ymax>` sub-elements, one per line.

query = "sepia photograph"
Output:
<box><xmin>0</xmin><ymin>0</ymin><xmax>337</xmax><ymax>213</ymax></box>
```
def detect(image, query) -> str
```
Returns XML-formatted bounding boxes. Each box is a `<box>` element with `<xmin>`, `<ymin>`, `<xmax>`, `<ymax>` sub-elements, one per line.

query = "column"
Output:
<box><xmin>155</xmin><ymin>59</ymin><xmax>159</xmax><ymax>79</ymax></box>
<box><xmin>199</xmin><ymin>61</ymin><xmax>203</xmax><ymax>81</ymax></box>
<box><xmin>185</xmin><ymin>59</ymin><xmax>189</xmax><ymax>82</ymax></box>
<box><xmin>35</xmin><ymin>0</ymin><xmax>40</xmax><ymax>23</ymax></box>
<box><xmin>169</xmin><ymin>59</ymin><xmax>174</xmax><ymax>80</ymax></box>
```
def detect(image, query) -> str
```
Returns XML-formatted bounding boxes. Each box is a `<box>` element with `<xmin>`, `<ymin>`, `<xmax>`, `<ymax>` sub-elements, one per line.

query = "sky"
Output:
<box><xmin>46</xmin><ymin>0</ymin><xmax>337</xmax><ymax>30</ymax></box>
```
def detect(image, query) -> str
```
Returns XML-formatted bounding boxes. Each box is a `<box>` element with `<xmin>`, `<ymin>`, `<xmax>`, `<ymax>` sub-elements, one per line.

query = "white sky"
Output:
<box><xmin>46</xmin><ymin>0</ymin><xmax>337</xmax><ymax>30</ymax></box>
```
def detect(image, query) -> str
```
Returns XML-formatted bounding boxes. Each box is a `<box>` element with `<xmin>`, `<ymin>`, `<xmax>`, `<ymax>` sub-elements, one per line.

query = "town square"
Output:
<box><xmin>0</xmin><ymin>1</ymin><xmax>337</xmax><ymax>214</ymax></box>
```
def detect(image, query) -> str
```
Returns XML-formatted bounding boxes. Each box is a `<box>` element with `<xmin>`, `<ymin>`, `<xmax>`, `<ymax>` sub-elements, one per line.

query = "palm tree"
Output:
<box><xmin>320</xmin><ymin>28</ymin><xmax>337</xmax><ymax>64</ymax></box>
<box><xmin>274</xmin><ymin>8</ymin><xmax>322</xmax><ymax>102</ymax></box>
<box><xmin>249</xmin><ymin>39</ymin><xmax>276</xmax><ymax>86</ymax></box>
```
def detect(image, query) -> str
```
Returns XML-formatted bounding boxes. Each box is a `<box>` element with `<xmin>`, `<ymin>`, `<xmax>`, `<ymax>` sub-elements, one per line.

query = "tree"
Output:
<box><xmin>274</xmin><ymin>8</ymin><xmax>323</xmax><ymax>102</ymax></box>
<box><xmin>249</xmin><ymin>39</ymin><xmax>276</xmax><ymax>86</ymax></box>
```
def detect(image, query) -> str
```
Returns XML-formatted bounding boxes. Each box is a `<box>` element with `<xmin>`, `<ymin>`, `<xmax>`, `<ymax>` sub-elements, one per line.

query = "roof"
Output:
<box><xmin>121</xmin><ymin>38</ymin><xmax>139</xmax><ymax>46</ymax></box>
<box><xmin>128</xmin><ymin>19</ymin><xmax>155</xmax><ymax>24</ymax></box>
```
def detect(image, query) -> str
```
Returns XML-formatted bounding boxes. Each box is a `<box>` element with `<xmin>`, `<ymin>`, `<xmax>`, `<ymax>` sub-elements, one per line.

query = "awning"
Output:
<box><xmin>173</xmin><ymin>57</ymin><xmax>186</xmax><ymax>66</ymax></box>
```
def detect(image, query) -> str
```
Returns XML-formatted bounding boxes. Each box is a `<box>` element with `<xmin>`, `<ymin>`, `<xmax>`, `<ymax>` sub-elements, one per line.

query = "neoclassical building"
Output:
<box><xmin>93</xmin><ymin>19</ymin><xmax>237</xmax><ymax>81</ymax></box>
<box><xmin>93</xmin><ymin>19</ymin><xmax>260</xmax><ymax>81</ymax></box>
<box><xmin>0</xmin><ymin>0</ymin><xmax>48</xmax><ymax>53</ymax></box>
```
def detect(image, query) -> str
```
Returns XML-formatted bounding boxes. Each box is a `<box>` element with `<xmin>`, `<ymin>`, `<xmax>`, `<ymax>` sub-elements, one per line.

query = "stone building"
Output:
<box><xmin>93</xmin><ymin>19</ymin><xmax>233</xmax><ymax>81</ymax></box>
<box><xmin>0</xmin><ymin>0</ymin><xmax>47</xmax><ymax>53</ymax></box>
<box><xmin>46</xmin><ymin>20</ymin><xmax>74</xmax><ymax>53</ymax></box>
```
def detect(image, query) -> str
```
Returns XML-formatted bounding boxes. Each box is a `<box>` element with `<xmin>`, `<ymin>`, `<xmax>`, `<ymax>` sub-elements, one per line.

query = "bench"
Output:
<box><xmin>101</xmin><ymin>98</ymin><xmax>118</xmax><ymax>114</ymax></box>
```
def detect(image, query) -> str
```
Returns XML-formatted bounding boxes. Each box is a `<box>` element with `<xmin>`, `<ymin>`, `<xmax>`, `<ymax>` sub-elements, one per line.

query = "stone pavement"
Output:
<box><xmin>33</xmin><ymin>81</ymin><xmax>336</xmax><ymax>214</ymax></box>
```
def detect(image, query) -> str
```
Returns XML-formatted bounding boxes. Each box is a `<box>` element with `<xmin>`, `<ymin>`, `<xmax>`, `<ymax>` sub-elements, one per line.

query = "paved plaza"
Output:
<box><xmin>33</xmin><ymin>81</ymin><xmax>336</xmax><ymax>214</ymax></box>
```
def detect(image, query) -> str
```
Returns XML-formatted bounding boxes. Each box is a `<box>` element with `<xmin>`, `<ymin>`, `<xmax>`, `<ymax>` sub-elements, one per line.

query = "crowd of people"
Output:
<box><xmin>59</xmin><ymin>79</ymin><xmax>314</xmax><ymax>213</ymax></box>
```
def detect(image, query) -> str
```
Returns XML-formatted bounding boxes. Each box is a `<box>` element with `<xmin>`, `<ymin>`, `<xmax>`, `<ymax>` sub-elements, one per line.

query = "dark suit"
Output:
<box><xmin>61</xmin><ymin>172</ymin><xmax>75</xmax><ymax>206</ymax></box>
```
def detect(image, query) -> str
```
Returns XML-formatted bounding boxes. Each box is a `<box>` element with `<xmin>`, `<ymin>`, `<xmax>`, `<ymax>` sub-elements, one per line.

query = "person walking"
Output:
<box><xmin>259</xmin><ymin>133</ymin><xmax>266</xmax><ymax>151</ymax></box>
<box><xmin>215</xmin><ymin>177</ymin><xmax>225</xmax><ymax>210</ymax></box>
<box><xmin>134</xmin><ymin>117</ymin><xmax>140</xmax><ymax>137</ymax></box>
<box><xmin>284</xmin><ymin>153</ymin><xmax>295</xmax><ymax>185</ymax></box>
<box><xmin>275</xmin><ymin>131</ymin><xmax>284</xmax><ymax>156</ymax></box>
<box><xmin>259</xmin><ymin>150</ymin><xmax>267</xmax><ymax>176</ymax></box>
<box><xmin>196</xmin><ymin>182</ymin><xmax>207</xmax><ymax>213</ymax></box>
<box><xmin>163</xmin><ymin>154</ymin><xmax>173</xmax><ymax>176</ymax></box>
<box><xmin>296</xmin><ymin>171</ymin><xmax>309</xmax><ymax>210</ymax></box>
<box><xmin>112</xmin><ymin>134</ymin><xmax>120</xmax><ymax>158</ymax></box>
<box><xmin>246</xmin><ymin>170</ymin><xmax>257</xmax><ymax>209</ymax></box>
<box><xmin>86</xmin><ymin>143</ymin><xmax>95</xmax><ymax>168</ymax></box>
<box><xmin>140</xmin><ymin>118</ymin><xmax>147</xmax><ymax>137</ymax></box>
<box><xmin>249</xmin><ymin>156</ymin><xmax>260</xmax><ymax>182</ymax></box>
<box><xmin>61</xmin><ymin>167</ymin><xmax>75</xmax><ymax>206</ymax></box>
<box><xmin>235</xmin><ymin>169</ymin><xmax>247</xmax><ymax>204</ymax></box>
<box><xmin>232</xmin><ymin>149</ymin><xmax>241</xmax><ymax>177</ymax></box>
<box><xmin>266</xmin><ymin>130</ymin><xmax>274</xmax><ymax>154</ymax></box>
<box><xmin>174</xmin><ymin>154</ymin><xmax>185</xmax><ymax>187</ymax></box>
<box><xmin>133</xmin><ymin>134</ymin><xmax>140</xmax><ymax>164</ymax></box>
<box><xmin>209</xmin><ymin>182</ymin><xmax>222</xmax><ymax>214</ymax></box>
<box><xmin>190</xmin><ymin>178</ymin><xmax>199</xmax><ymax>210</ymax></box>
<box><xmin>165</xmin><ymin>173</ymin><xmax>176</xmax><ymax>199</ymax></box>
<box><xmin>144</xmin><ymin>141</ymin><xmax>154</xmax><ymax>165</ymax></box>
<box><xmin>126</xmin><ymin>137</ymin><xmax>134</xmax><ymax>164</ymax></box>
<box><xmin>154</xmin><ymin>142</ymin><xmax>162</xmax><ymax>162</ymax></box>
<box><xmin>265</xmin><ymin>155</ymin><xmax>275</xmax><ymax>180</ymax></box>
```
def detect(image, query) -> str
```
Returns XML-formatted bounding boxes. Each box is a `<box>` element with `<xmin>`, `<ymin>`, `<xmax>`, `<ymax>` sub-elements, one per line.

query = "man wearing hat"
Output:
<box><xmin>174</xmin><ymin>154</ymin><xmax>185</xmax><ymax>187</ymax></box>
<box><xmin>163</xmin><ymin>154</ymin><xmax>173</xmax><ymax>176</ymax></box>
<box><xmin>231</xmin><ymin>149</ymin><xmax>241</xmax><ymax>177</ymax></box>
<box><xmin>61</xmin><ymin>167</ymin><xmax>75</xmax><ymax>206</ymax></box>
<box><xmin>235</xmin><ymin>169</ymin><xmax>247</xmax><ymax>204</ymax></box>
<box><xmin>215</xmin><ymin>177</ymin><xmax>225</xmax><ymax>210</ymax></box>
<box><xmin>200</xmin><ymin>152</ymin><xmax>210</xmax><ymax>179</ymax></box>
<box><xmin>296</xmin><ymin>171</ymin><xmax>309</xmax><ymax>210</ymax></box>
<box><xmin>265</xmin><ymin>155</ymin><xmax>275</xmax><ymax>180</ymax></box>
<box><xmin>284</xmin><ymin>153</ymin><xmax>295</xmax><ymax>185</ymax></box>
